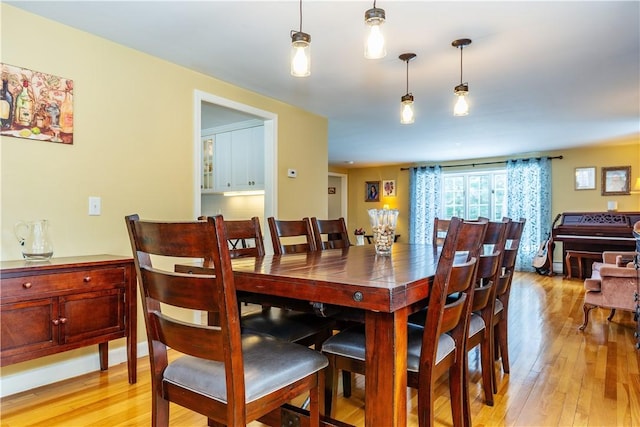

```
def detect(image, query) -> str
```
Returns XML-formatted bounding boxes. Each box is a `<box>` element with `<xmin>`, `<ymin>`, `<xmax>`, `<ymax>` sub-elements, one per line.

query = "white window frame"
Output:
<box><xmin>440</xmin><ymin>168</ymin><xmax>507</xmax><ymax>220</ymax></box>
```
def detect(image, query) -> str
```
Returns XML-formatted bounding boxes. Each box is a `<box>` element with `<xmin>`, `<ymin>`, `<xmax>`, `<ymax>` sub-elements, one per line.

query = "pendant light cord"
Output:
<box><xmin>299</xmin><ymin>0</ymin><xmax>303</xmax><ymax>32</ymax></box>
<box><xmin>459</xmin><ymin>45</ymin><xmax>464</xmax><ymax>84</ymax></box>
<box><xmin>406</xmin><ymin>60</ymin><xmax>409</xmax><ymax>93</ymax></box>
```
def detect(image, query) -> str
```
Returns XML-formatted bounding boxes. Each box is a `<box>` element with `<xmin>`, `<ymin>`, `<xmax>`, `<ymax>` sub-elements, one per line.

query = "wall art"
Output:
<box><xmin>1</xmin><ymin>63</ymin><xmax>74</xmax><ymax>144</ymax></box>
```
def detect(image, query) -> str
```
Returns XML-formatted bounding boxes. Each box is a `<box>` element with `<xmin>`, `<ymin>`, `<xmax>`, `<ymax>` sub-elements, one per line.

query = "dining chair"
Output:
<box><xmin>268</xmin><ymin>217</ymin><xmax>317</xmax><ymax>254</ymax></box>
<box><xmin>492</xmin><ymin>217</ymin><xmax>526</xmax><ymax>391</ymax></box>
<box><xmin>125</xmin><ymin>214</ymin><xmax>327</xmax><ymax>427</ymax></box>
<box><xmin>433</xmin><ymin>217</ymin><xmax>452</xmax><ymax>246</ymax></box>
<box><xmin>321</xmin><ymin>217</ymin><xmax>487</xmax><ymax>427</ymax></box>
<box><xmin>222</xmin><ymin>217</ymin><xmax>336</xmax><ymax>348</ymax></box>
<box><xmin>310</xmin><ymin>217</ymin><xmax>351</xmax><ymax>250</ymax></box>
<box><xmin>464</xmin><ymin>218</ymin><xmax>509</xmax><ymax>409</ymax></box>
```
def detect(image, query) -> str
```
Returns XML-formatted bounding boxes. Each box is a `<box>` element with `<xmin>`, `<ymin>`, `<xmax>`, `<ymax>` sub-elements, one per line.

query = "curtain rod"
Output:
<box><xmin>400</xmin><ymin>155</ymin><xmax>563</xmax><ymax>171</ymax></box>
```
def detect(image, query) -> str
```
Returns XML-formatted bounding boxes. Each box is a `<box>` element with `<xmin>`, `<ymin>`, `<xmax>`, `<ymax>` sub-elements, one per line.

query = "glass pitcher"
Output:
<box><xmin>14</xmin><ymin>219</ymin><xmax>54</xmax><ymax>261</ymax></box>
<box><xmin>368</xmin><ymin>208</ymin><xmax>399</xmax><ymax>255</ymax></box>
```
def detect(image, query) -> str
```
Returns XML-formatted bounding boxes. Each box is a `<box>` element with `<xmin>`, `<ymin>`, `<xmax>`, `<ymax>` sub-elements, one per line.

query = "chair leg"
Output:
<box><xmin>480</xmin><ymin>336</ymin><xmax>495</xmax><ymax>406</ymax></box>
<box><xmin>342</xmin><ymin>370</ymin><xmax>352</xmax><ymax>398</ymax></box>
<box><xmin>152</xmin><ymin>392</ymin><xmax>170</xmax><ymax>427</ymax></box>
<box><xmin>309</xmin><ymin>373</ymin><xmax>321</xmax><ymax>427</ymax></box>
<box><xmin>607</xmin><ymin>308</ymin><xmax>616</xmax><ymax>321</ymax></box>
<box><xmin>417</xmin><ymin>379</ymin><xmax>435</xmax><ymax>427</ymax></box>
<box><xmin>497</xmin><ymin>314</ymin><xmax>510</xmax><ymax>374</ymax></box>
<box><xmin>579</xmin><ymin>303</ymin><xmax>597</xmax><ymax>331</ymax></box>
<box><xmin>449</xmin><ymin>358</ymin><xmax>466</xmax><ymax>427</ymax></box>
<box><xmin>323</xmin><ymin>355</ymin><xmax>339</xmax><ymax>418</ymax></box>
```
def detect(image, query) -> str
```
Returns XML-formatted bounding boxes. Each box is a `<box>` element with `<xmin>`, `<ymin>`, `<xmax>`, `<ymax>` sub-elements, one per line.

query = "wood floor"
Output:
<box><xmin>2</xmin><ymin>272</ymin><xmax>639</xmax><ymax>426</ymax></box>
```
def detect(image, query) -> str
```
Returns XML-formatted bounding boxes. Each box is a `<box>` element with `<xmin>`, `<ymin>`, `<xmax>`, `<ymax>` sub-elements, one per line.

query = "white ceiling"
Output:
<box><xmin>9</xmin><ymin>1</ymin><xmax>639</xmax><ymax>168</ymax></box>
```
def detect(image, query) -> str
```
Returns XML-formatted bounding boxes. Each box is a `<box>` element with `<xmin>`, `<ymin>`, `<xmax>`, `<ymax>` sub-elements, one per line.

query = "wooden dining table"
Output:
<box><xmin>232</xmin><ymin>243</ymin><xmax>438</xmax><ymax>427</ymax></box>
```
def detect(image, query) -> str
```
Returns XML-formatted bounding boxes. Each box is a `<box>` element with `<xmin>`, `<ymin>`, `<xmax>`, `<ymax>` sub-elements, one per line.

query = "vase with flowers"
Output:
<box><xmin>354</xmin><ymin>228</ymin><xmax>366</xmax><ymax>246</ymax></box>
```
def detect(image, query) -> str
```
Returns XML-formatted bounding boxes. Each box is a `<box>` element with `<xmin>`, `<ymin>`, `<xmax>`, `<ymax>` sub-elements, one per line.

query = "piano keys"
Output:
<box><xmin>550</xmin><ymin>211</ymin><xmax>640</xmax><ymax>277</ymax></box>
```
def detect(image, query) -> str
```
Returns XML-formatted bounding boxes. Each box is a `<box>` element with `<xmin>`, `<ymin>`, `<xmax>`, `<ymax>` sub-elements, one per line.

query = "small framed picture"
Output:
<box><xmin>328</xmin><ymin>187</ymin><xmax>336</xmax><ymax>194</ymax></box>
<box><xmin>574</xmin><ymin>167</ymin><xmax>596</xmax><ymax>190</ymax></box>
<box><xmin>365</xmin><ymin>181</ymin><xmax>380</xmax><ymax>202</ymax></box>
<box><xmin>382</xmin><ymin>180</ymin><xmax>396</xmax><ymax>197</ymax></box>
<box><xmin>601</xmin><ymin>166</ymin><xmax>631</xmax><ymax>195</ymax></box>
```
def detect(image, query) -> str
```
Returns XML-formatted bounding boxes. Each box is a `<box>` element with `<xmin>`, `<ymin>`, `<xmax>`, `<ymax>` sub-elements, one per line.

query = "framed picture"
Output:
<box><xmin>328</xmin><ymin>187</ymin><xmax>336</xmax><ymax>194</ymax></box>
<box><xmin>365</xmin><ymin>181</ymin><xmax>380</xmax><ymax>202</ymax></box>
<box><xmin>382</xmin><ymin>180</ymin><xmax>396</xmax><ymax>197</ymax></box>
<box><xmin>601</xmin><ymin>166</ymin><xmax>631</xmax><ymax>195</ymax></box>
<box><xmin>1</xmin><ymin>63</ymin><xmax>74</xmax><ymax>144</ymax></box>
<box><xmin>574</xmin><ymin>167</ymin><xmax>596</xmax><ymax>190</ymax></box>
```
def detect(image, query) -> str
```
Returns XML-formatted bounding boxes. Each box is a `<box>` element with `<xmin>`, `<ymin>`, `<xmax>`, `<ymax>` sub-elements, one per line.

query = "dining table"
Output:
<box><xmin>178</xmin><ymin>243</ymin><xmax>439</xmax><ymax>427</ymax></box>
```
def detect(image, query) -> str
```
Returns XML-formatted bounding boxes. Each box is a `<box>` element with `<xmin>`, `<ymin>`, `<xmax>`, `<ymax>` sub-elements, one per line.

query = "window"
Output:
<box><xmin>441</xmin><ymin>170</ymin><xmax>507</xmax><ymax>220</ymax></box>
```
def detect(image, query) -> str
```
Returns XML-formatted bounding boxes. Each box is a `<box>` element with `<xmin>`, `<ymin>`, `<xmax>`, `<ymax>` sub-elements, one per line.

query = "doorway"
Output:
<box><xmin>193</xmin><ymin>90</ymin><xmax>278</xmax><ymax>250</ymax></box>
<box><xmin>328</xmin><ymin>172</ymin><xmax>348</xmax><ymax>222</ymax></box>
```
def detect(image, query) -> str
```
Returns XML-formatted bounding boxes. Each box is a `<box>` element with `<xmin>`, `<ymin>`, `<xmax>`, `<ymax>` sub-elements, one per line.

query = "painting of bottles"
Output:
<box><xmin>1</xmin><ymin>63</ymin><xmax>74</xmax><ymax>145</ymax></box>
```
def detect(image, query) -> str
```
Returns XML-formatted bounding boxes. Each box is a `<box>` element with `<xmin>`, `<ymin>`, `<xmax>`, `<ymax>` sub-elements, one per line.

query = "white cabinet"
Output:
<box><xmin>201</xmin><ymin>123</ymin><xmax>264</xmax><ymax>194</ymax></box>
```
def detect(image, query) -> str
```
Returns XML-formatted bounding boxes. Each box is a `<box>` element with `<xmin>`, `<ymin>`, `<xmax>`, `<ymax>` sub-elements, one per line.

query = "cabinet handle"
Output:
<box><xmin>83</xmin><ymin>276</ymin><xmax>92</xmax><ymax>283</ymax></box>
<box><xmin>22</xmin><ymin>282</ymin><xmax>32</xmax><ymax>289</ymax></box>
<box><xmin>52</xmin><ymin>319</ymin><xmax>60</xmax><ymax>325</ymax></box>
<box><xmin>59</xmin><ymin>317</ymin><xmax>67</xmax><ymax>324</ymax></box>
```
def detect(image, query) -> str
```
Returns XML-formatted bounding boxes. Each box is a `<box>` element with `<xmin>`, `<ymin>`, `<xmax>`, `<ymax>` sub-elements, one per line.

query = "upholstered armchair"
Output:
<box><xmin>579</xmin><ymin>251</ymin><xmax>639</xmax><ymax>330</ymax></box>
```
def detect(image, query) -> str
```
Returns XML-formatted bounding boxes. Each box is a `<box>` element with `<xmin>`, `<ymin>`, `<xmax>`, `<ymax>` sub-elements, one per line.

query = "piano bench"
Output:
<box><xmin>565</xmin><ymin>250</ymin><xmax>602</xmax><ymax>280</ymax></box>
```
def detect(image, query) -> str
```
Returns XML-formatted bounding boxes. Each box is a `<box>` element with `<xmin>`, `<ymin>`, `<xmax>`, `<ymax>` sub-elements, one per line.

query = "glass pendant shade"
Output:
<box><xmin>364</xmin><ymin>7</ymin><xmax>386</xmax><ymax>59</ymax></box>
<box><xmin>401</xmin><ymin>94</ymin><xmax>415</xmax><ymax>124</ymax></box>
<box><xmin>453</xmin><ymin>85</ymin><xmax>469</xmax><ymax>116</ymax></box>
<box><xmin>290</xmin><ymin>32</ymin><xmax>311</xmax><ymax>77</ymax></box>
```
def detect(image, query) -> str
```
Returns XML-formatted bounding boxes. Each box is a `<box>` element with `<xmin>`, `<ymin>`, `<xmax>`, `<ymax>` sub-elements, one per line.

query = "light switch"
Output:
<box><xmin>89</xmin><ymin>197</ymin><xmax>101</xmax><ymax>216</ymax></box>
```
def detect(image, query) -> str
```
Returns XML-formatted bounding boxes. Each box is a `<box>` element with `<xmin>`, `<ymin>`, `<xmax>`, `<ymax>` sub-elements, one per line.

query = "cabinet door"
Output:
<box><xmin>0</xmin><ymin>298</ymin><xmax>59</xmax><ymax>357</ymax></box>
<box><xmin>231</xmin><ymin>126</ymin><xmax>264</xmax><ymax>191</ymax></box>
<box><xmin>201</xmin><ymin>135</ymin><xmax>214</xmax><ymax>191</ymax></box>
<box><xmin>213</xmin><ymin>132</ymin><xmax>232</xmax><ymax>192</ymax></box>
<box><xmin>60</xmin><ymin>288</ymin><xmax>126</xmax><ymax>345</ymax></box>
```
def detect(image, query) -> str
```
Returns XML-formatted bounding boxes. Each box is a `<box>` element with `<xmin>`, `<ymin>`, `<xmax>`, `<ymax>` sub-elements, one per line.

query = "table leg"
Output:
<box><xmin>365</xmin><ymin>308</ymin><xmax>408</xmax><ymax>427</ymax></box>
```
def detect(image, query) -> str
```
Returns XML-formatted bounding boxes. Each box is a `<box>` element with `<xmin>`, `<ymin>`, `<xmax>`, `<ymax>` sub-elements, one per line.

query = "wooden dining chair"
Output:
<box><xmin>322</xmin><ymin>217</ymin><xmax>487</xmax><ymax>427</ymax></box>
<box><xmin>433</xmin><ymin>217</ymin><xmax>452</xmax><ymax>246</ymax></box>
<box><xmin>310</xmin><ymin>217</ymin><xmax>351</xmax><ymax>250</ymax></box>
<box><xmin>125</xmin><ymin>214</ymin><xmax>327</xmax><ymax>427</ymax></box>
<box><xmin>221</xmin><ymin>217</ymin><xmax>336</xmax><ymax>348</ymax></box>
<box><xmin>492</xmin><ymin>217</ymin><xmax>526</xmax><ymax>391</ymax></box>
<box><xmin>464</xmin><ymin>218</ymin><xmax>509</xmax><ymax>410</ymax></box>
<box><xmin>268</xmin><ymin>217</ymin><xmax>318</xmax><ymax>254</ymax></box>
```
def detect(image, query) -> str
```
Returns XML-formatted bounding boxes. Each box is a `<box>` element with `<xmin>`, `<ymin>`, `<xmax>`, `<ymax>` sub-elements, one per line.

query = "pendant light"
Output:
<box><xmin>364</xmin><ymin>1</ymin><xmax>386</xmax><ymax>59</ymax></box>
<box><xmin>452</xmin><ymin>38</ymin><xmax>472</xmax><ymax>116</ymax></box>
<box><xmin>399</xmin><ymin>53</ymin><xmax>416</xmax><ymax>124</ymax></box>
<box><xmin>290</xmin><ymin>0</ymin><xmax>310</xmax><ymax>77</ymax></box>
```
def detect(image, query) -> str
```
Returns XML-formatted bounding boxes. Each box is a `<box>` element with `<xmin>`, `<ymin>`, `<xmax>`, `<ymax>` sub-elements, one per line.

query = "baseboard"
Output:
<box><xmin>0</xmin><ymin>342</ymin><xmax>148</xmax><ymax>398</ymax></box>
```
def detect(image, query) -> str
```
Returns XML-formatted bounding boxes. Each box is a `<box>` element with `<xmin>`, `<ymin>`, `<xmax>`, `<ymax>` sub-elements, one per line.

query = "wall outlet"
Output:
<box><xmin>287</xmin><ymin>169</ymin><xmax>297</xmax><ymax>178</ymax></box>
<box><xmin>89</xmin><ymin>197</ymin><xmax>101</xmax><ymax>216</ymax></box>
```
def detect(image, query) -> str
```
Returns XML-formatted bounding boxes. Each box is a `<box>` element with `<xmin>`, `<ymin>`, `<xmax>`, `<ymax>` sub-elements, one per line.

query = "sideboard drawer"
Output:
<box><xmin>1</xmin><ymin>267</ymin><xmax>126</xmax><ymax>299</ymax></box>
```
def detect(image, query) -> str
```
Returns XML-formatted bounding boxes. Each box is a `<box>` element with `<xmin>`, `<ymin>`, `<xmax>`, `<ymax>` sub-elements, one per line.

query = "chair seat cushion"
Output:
<box><xmin>164</xmin><ymin>333</ymin><xmax>328</xmax><ymax>404</ymax></box>
<box><xmin>321</xmin><ymin>324</ymin><xmax>455</xmax><ymax>373</ymax></box>
<box><xmin>241</xmin><ymin>308</ymin><xmax>335</xmax><ymax>342</ymax></box>
<box><xmin>468</xmin><ymin>313</ymin><xmax>486</xmax><ymax>338</ymax></box>
<box><xmin>494</xmin><ymin>298</ymin><xmax>504</xmax><ymax>315</ymax></box>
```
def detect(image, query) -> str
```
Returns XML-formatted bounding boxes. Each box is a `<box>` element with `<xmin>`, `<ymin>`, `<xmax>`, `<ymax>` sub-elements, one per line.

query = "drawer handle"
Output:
<box><xmin>83</xmin><ymin>276</ymin><xmax>92</xmax><ymax>283</ymax></box>
<box><xmin>22</xmin><ymin>282</ymin><xmax>33</xmax><ymax>289</ymax></box>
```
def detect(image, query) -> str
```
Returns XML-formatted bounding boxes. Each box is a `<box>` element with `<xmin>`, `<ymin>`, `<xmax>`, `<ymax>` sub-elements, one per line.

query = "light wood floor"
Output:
<box><xmin>2</xmin><ymin>272</ymin><xmax>639</xmax><ymax>426</ymax></box>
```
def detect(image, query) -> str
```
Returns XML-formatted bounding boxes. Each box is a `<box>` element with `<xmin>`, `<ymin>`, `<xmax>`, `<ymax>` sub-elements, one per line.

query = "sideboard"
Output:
<box><xmin>0</xmin><ymin>255</ymin><xmax>137</xmax><ymax>384</ymax></box>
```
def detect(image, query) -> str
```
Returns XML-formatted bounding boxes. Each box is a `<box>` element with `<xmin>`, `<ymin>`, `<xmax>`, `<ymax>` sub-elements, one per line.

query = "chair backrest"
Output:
<box><xmin>223</xmin><ymin>216</ymin><xmax>266</xmax><ymax>258</ymax></box>
<box><xmin>268</xmin><ymin>217</ymin><xmax>317</xmax><ymax>254</ymax></box>
<box><xmin>433</xmin><ymin>217</ymin><xmax>452</xmax><ymax>246</ymax></box>
<box><xmin>125</xmin><ymin>214</ymin><xmax>247</xmax><ymax>408</ymax></box>
<box><xmin>496</xmin><ymin>217</ymin><xmax>526</xmax><ymax>298</ymax></box>
<box><xmin>419</xmin><ymin>217</ymin><xmax>487</xmax><ymax>373</ymax></box>
<box><xmin>472</xmin><ymin>218</ymin><xmax>510</xmax><ymax>312</ymax></box>
<box><xmin>310</xmin><ymin>217</ymin><xmax>351</xmax><ymax>250</ymax></box>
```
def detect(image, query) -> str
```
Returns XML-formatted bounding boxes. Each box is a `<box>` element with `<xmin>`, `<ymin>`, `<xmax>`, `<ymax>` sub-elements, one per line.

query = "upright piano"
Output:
<box><xmin>550</xmin><ymin>211</ymin><xmax>640</xmax><ymax>277</ymax></box>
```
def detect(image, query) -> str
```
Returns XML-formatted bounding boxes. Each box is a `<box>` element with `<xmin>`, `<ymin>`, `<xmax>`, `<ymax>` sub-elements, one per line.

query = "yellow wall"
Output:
<box><xmin>343</xmin><ymin>139</ymin><xmax>640</xmax><ymax>250</ymax></box>
<box><xmin>0</xmin><ymin>4</ymin><xmax>327</xmax><ymax>384</ymax></box>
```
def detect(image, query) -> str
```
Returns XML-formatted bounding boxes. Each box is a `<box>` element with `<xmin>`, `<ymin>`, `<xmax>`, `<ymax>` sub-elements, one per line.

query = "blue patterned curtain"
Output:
<box><xmin>409</xmin><ymin>166</ymin><xmax>442</xmax><ymax>244</ymax></box>
<box><xmin>506</xmin><ymin>157</ymin><xmax>552</xmax><ymax>271</ymax></box>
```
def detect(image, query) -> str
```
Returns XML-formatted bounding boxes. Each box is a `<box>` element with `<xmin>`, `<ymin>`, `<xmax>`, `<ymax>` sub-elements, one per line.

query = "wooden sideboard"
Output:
<box><xmin>0</xmin><ymin>255</ymin><xmax>137</xmax><ymax>384</ymax></box>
